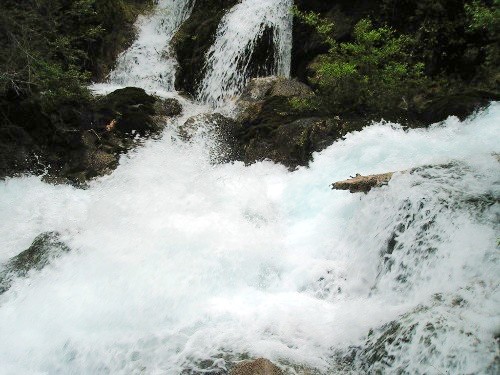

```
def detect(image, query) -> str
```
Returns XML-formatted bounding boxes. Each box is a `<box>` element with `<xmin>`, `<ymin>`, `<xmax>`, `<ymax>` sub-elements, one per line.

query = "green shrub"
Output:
<box><xmin>294</xmin><ymin>9</ymin><xmax>427</xmax><ymax>116</ymax></box>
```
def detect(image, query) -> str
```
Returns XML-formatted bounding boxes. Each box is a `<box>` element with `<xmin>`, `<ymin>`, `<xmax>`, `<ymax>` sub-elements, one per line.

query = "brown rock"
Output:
<box><xmin>331</xmin><ymin>172</ymin><xmax>395</xmax><ymax>193</ymax></box>
<box><xmin>230</xmin><ymin>358</ymin><xmax>283</xmax><ymax>375</ymax></box>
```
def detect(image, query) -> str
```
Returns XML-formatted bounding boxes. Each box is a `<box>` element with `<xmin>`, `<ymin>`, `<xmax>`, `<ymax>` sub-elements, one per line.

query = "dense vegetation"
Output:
<box><xmin>0</xmin><ymin>0</ymin><xmax>153</xmax><ymax>109</ymax></box>
<box><xmin>0</xmin><ymin>0</ymin><xmax>153</xmax><ymax>178</ymax></box>
<box><xmin>292</xmin><ymin>0</ymin><xmax>499</xmax><ymax>121</ymax></box>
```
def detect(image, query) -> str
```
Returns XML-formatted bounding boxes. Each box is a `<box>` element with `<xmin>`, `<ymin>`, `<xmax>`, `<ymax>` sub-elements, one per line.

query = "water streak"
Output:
<box><xmin>197</xmin><ymin>0</ymin><xmax>293</xmax><ymax>108</ymax></box>
<box><xmin>91</xmin><ymin>0</ymin><xmax>194</xmax><ymax>96</ymax></box>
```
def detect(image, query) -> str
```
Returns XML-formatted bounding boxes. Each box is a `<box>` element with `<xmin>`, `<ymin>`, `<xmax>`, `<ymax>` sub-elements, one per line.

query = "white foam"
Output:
<box><xmin>1</xmin><ymin>105</ymin><xmax>499</xmax><ymax>373</ymax></box>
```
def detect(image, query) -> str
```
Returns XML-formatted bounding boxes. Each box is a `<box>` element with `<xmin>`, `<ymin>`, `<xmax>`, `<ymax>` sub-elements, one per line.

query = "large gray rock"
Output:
<box><xmin>235</xmin><ymin>77</ymin><xmax>314</xmax><ymax>123</ymax></box>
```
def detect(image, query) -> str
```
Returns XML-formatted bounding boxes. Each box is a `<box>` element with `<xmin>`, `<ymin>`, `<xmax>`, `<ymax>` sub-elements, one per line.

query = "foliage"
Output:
<box><xmin>0</xmin><ymin>0</ymin><xmax>152</xmax><ymax>111</ymax></box>
<box><xmin>378</xmin><ymin>0</ymin><xmax>499</xmax><ymax>83</ymax></box>
<box><xmin>465</xmin><ymin>0</ymin><xmax>500</xmax><ymax>33</ymax></box>
<box><xmin>293</xmin><ymin>10</ymin><xmax>427</xmax><ymax>115</ymax></box>
<box><xmin>465</xmin><ymin>0</ymin><xmax>500</xmax><ymax>82</ymax></box>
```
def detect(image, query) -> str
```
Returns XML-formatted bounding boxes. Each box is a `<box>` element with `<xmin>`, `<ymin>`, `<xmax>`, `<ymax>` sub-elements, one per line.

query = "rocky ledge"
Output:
<box><xmin>0</xmin><ymin>87</ymin><xmax>182</xmax><ymax>185</ymax></box>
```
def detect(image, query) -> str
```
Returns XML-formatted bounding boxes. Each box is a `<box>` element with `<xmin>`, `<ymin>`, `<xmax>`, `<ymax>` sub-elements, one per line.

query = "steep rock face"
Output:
<box><xmin>173</xmin><ymin>0</ymin><xmax>280</xmax><ymax>97</ymax></box>
<box><xmin>173</xmin><ymin>0</ymin><xmax>240</xmax><ymax>96</ymax></box>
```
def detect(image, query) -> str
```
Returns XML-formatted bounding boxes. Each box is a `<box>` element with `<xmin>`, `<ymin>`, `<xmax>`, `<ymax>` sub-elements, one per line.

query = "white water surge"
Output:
<box><xmin>1</xmin><ymin>0</ymin><xmax>499</xmax><ymax>374</ymax></box>
<box><xmin>0</xmin><ymin>105</ymin><xmax>499</xmax><ymax>374</ymax></box>
<box><xmin>91</xmin><ymin>0</ymin><xmax>194</xmax><ymax>95</ymax></box>
<box><xmin>197</xmin><ymin>0</ymin><xmax>293</xmax><ymax>107</ymax></box>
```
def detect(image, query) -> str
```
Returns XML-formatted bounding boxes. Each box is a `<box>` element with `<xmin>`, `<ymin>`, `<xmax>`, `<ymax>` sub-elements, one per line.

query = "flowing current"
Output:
<box><xmin>1</xmin><ymin>1</ymin><xmax>499</xmax><ymax>374</ymax></box>
<box><xmin>197</xmin><ymin>0</ymin><xmax>293</xmax><ymax>107</ymax></box>
<box><xmin>91</xmin><ymin>0</ymin><xmax>194</xmax><ymax>95</ymax></box>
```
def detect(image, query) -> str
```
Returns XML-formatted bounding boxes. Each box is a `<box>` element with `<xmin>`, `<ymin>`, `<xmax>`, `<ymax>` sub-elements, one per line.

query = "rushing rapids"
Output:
<box><xmin>0</xmin><ymin>1</ymin><xmax>499</xmax><ymax>374</ymax></box>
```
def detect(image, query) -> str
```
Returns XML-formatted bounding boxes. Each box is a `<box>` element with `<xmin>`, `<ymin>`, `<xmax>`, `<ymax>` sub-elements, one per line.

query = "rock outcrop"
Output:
<box><xmin>231</xmin><ymin>77</ymin><xmax>364</xmax><ymax>169</ymax></box>
<box><xmin>0</xmin><ymin>87</ymin><xmax>182</xmax><ymax>184</ymax></box>
<box><xmin>230</xmin><ymin>358</ymin><xmax>283</xmax><ymax>375</ymax></box>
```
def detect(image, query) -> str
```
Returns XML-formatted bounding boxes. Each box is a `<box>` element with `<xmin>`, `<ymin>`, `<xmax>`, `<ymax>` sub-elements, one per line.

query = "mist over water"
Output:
<box><xmin>1</xmin><ymin>0</ymin><xmax>499</xmax><ymax>374</ymax></box>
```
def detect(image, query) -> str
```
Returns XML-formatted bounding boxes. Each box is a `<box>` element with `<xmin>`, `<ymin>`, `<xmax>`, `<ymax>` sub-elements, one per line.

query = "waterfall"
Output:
<box><xmin>1</xmin><ymin>0</ymin><xmax>499</xmax><ymax>374</ymax></box>
<box><xmin>91</xmin><ymin>0</ymin><xmax>194</xmax><ymax>96</ymax></box>
<box><xmin>197</xmin><ymin>0</ymin><xmax>293</xmax><ymax>107</ymax></box>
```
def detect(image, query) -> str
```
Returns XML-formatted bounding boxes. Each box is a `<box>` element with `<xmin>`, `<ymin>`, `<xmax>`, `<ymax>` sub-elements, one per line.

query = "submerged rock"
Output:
<box><xmin>0</xmin><ymin>232</ymin><xmax>70</xmax><ymax>294</ymax></box>
<box><xmin>331</xmin><ymin>172</ymin><xmax>396</xmax><ymax>193</ymax></box>
<box><xmin>230</xmin><ymin>358</ymin><xmax>283</xmax><ymax>375</ymax></box>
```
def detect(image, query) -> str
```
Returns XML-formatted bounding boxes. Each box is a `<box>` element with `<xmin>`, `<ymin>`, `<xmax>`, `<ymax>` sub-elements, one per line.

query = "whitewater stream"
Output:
<box><xmin>1</xmin><ymin>0</ymin><xmax>499</xmax><ymax>374</ymax></box>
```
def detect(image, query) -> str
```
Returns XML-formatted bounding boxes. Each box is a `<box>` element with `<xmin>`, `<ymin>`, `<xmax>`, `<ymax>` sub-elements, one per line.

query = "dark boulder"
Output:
<box><xmin>0</xmin><ymin>232</ymin><xmax>70</xmax><ymax>294</ymax></box>
<box><xmin>0</xmin><ymin>87</ymin><xmax>176</xmax><ymax>184</ymax></box>
<box><xmin>154</xmin><ymin>97</ymin><xmax>183</xmax><ymax>117</ymax></box>
<box><xmin>93</xmin><ymin>87</ymin><xmax>159</xmax><ymax>135</ymax></box>
<box><xmin>413</xmin><ymin>89</ymin><xmax>500</xmax><ymax>124</ymax></box>
<box><xmin>232</xmin><ymin>77</ymin><xmax>358</xmax><ymax>169</ymax></box>
<box><xmin>179</xmin><ymin>113</ymin><xmax>242</xmax><ymax>163</ymax></box>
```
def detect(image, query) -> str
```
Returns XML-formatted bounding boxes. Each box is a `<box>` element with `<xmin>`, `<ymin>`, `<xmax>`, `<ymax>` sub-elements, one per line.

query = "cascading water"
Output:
<box><xmin>91</xmin><ymin>0</ymin><xmax>194</xmax><ymax>96</ymax></box>
<box><xmin>1</xmin><ymin>0</ymin><xmax>499</xmax><ymax>374</ymax></box>
<box><xmin>197</xmin><ymin>0</ymin><xmax>293</xmax><ymax>108</ymax></box>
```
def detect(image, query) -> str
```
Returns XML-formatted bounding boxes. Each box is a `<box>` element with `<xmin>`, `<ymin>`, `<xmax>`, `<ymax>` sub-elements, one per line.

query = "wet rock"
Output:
<box><xmin>0</xmin><ymin>86</ymin><xmax>171</xmax><ymax>184</ymax></box>
<box><xmin>0</xmin><ymin>232</ymin><xmax>70</xmax><ymax>294</ymax></box>
<box><xmin>94</xmin><ymin>87</ymin><xmax>159</xmax><ymax>135</ymax></box>
<box><xmin>232</xmin><ymin>77</ymin><xmax>354</xmax><ymax>169</ymax></box>
<box><xmin>230</xmin><ymin>358</ymin><xmax>283</xmax><ymax>375</ymax></box>
<box><xmin>154</xmin><ymin>97</ymin><xmax>183</xmax><ymax>117</ymax></box>
<box><xmin>242</xmin><ymin>117</ymin><xmax>340</xmax><ymax>169</ymax></box>
<box><xmin>331</xmin><ymin>172</ymin><xmax>396</xmax><ymax>193</ymax></box>
<box><xmin>236</xmin><ymin>77</ymin><xmax>314</xmax><ymax>122</ymax></box>
<box><xmin>179</xmin><ymin>113</ymin><xmax>242</xmax><ymax>162</ymax></box>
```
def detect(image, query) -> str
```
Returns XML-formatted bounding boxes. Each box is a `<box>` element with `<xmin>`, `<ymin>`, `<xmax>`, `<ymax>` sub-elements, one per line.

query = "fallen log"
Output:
<box><xmin>331</xmin><ymin>172</ymin><xmax>395</xmax><ymax>193</ymax></box>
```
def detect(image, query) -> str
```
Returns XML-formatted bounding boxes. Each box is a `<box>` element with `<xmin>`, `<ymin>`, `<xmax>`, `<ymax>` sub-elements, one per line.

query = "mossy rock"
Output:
<box><xmin>94</xmin><ymin>87</ymin><xmax>158</xmax><ymax>134</ymax></box>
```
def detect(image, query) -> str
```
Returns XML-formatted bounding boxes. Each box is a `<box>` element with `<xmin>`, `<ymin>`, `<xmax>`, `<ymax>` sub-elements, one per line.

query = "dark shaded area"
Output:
<box><xmin>173</xmin><ymin>0</ymin><xmax>239</xmax><ymax>96</ymax></box>
<box><xmin>0</xmin><ymin>87</ymin><xmax>180</xmax><ymax>184</ymax></box>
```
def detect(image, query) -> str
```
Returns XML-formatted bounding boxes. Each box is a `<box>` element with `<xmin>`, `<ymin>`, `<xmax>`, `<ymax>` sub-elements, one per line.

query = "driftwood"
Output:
<box><xmin>331</xmin><ymin>172</ymin><xmax>395</xmax><ymax>193</ymax></box>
